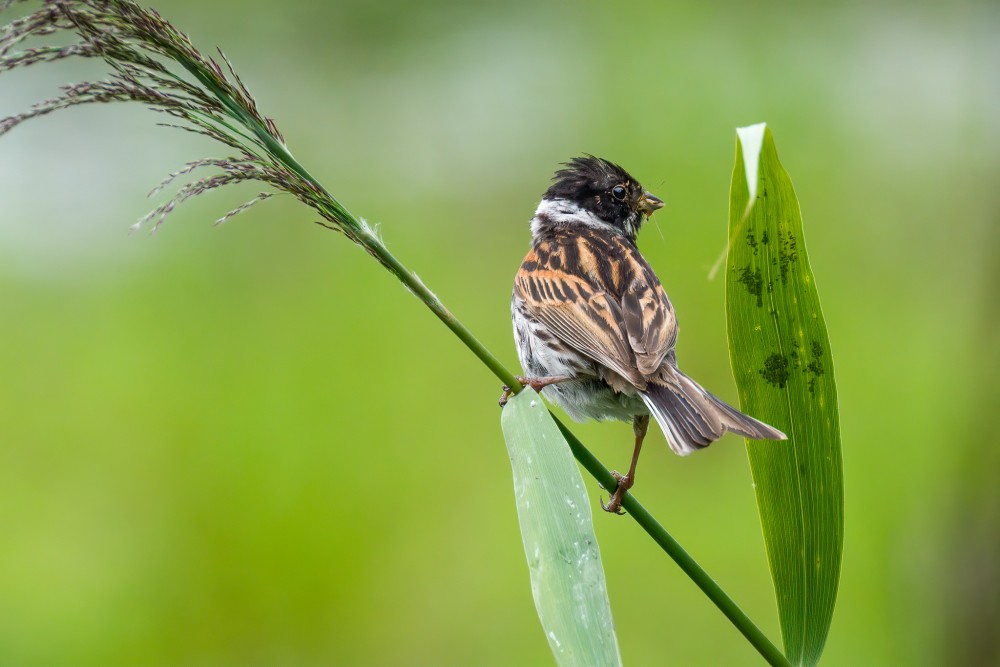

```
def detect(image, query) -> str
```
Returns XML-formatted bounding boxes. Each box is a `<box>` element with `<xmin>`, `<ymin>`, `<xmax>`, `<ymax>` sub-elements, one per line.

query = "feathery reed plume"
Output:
<box><xmin>1</xmin><ymin>0</ymin><xmax>357</xmax><ymax>238</ymax></box>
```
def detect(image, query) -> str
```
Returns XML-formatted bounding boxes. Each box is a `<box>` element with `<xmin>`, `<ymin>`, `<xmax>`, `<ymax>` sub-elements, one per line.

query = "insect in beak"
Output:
<box><xmin>639</xmin><ymin>192</ymin><xmax>664</xmax><ymax>218</ymax></box>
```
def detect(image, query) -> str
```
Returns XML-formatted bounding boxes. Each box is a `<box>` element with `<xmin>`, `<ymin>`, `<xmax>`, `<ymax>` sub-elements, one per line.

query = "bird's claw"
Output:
<box><xmin>600</xmin><ymin>471</ymin><xmax>631</xmax><ymax>514</ymax></box>
<box><xmin>498</xmin><ymin>385</ymin><xmax>513</xmax><ymax>407</ymax></box>
<box><xmin>600</xmin><ymin>494</ymin><xmax>626</xmax><ymax>515</ymax></box>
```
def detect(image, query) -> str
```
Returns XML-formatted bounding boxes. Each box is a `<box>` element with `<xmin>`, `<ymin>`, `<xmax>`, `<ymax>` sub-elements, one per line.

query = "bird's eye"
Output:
<box><xmin>611</xmin><ymin>185</ymin><xmax>627</xmax><ymax>200</ymax></box>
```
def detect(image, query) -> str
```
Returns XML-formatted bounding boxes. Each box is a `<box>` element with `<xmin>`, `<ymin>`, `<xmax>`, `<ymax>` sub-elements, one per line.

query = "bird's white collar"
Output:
<box><xmin>530</xmin><ymin>198</ymin><xmax>617</xmax><ymax>236</ymax></box>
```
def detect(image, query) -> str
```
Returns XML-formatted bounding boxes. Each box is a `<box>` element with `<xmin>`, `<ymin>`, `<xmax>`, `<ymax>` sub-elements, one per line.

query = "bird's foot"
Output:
<box><xmin>600</xmin><ymin>470</ymin><xmax>633</xmax><ymax>515</ymax></box>
<box><xmin>499</xmin><ymin>385</ymin><xmax>514</xmax><ymax>407</ymax></box>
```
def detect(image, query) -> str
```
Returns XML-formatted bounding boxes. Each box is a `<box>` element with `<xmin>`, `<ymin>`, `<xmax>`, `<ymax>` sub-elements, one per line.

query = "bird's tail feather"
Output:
<box><xmin>640</xmin><ymin>367</ymin><xmax>787</xmax><ymax>456</ymax></box>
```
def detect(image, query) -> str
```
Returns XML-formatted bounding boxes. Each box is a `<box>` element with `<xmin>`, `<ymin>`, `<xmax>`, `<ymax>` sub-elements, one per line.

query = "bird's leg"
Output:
<box><xmin>498</xmin><ymin>375</ymin><xmax>574</xmax><ymax>407</ymax></box>
<box><xmin>518</xmin><ymin>375</ymin><xmax>574</xmax><ymax>392</ymax></box>
<box><xmin>601</xmin><ymin>415</ymin><xmax>650</xmax><ymax>515</ymax></box>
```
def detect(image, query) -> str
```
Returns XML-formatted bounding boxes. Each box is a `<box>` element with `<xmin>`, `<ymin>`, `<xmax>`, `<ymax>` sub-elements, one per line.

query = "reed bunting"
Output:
<box><xmin>504</xmin><ymin>156</ymin><xmax>786</xmax><ymax>514</ymax></box>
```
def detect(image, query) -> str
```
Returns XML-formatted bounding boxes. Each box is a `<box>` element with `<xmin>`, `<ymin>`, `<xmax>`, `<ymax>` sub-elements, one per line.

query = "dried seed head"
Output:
<box><xmin>1</xmin><ymin>0</ymin><xmax>358</xmax><ymax>236</ymax></box>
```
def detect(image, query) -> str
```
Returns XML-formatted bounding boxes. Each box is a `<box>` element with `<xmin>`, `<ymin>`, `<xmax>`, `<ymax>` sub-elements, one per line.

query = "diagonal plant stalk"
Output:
<box><xmin>0</xmin><ymin>2</ymin><xmax>790</xmax><ymax>664</ymax></box>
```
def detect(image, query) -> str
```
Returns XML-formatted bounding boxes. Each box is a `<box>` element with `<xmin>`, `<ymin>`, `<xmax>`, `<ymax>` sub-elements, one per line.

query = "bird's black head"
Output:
<box><xmin>542</xmin><ymin>155</ymin><xmax>663</xmax><ymax>241</ymax></box>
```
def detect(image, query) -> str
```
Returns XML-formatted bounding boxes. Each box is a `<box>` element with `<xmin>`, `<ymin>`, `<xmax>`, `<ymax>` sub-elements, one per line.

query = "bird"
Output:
<box><xmin>504</xmin><ymin>156</ymin><xmax>786</xmax><ymax>514</ymax></box>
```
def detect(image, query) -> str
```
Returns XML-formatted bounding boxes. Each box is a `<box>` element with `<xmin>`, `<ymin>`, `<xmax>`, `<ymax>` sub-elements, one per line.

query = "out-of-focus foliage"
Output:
<box><xmin>0</xmin><ymin>1</ymin><xmax>996</xmax><ymax>665</ymax></box>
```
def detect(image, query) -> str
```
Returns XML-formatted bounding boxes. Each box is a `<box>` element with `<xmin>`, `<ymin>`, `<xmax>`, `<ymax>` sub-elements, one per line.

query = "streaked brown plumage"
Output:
<box><xmin>507</xmin><ymin>156</ymin><xmax>786</xmax><ymax>513</ymax></box>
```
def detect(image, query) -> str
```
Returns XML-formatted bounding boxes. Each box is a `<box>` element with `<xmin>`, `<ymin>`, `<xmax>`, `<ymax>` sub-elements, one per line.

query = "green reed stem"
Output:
<box><xmin>262</xmin><ymin>143</ymin><xmax>788</xmax><ymax>664</ymax></box>
<box><xmin>361</xmin><ymin>229</ymin><xmax>789</xmax><ymax>667</ymax></box>
<box><xmin>196</xmin><ymin>65</ymin><xmax>791</xmax><ymax>666</ymax></box>
<box><xmin>241</xmin><ymin>121</ymin><xmax>789</xmax><ymax>667</ymax></box>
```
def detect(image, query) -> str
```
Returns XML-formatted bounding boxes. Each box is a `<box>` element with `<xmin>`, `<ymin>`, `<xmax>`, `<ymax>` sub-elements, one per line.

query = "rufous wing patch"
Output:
<box><xmin>514</xmin><ymin>266</ymin><xmax>646</xmax><ymax>388</ymax></box>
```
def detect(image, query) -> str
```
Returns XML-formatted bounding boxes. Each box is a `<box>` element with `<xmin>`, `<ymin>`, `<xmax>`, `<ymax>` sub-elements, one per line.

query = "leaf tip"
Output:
<box><xmin>736</xmin><ymin>122</ymin><xmax>768</xmax><ymax>218</ymax></box>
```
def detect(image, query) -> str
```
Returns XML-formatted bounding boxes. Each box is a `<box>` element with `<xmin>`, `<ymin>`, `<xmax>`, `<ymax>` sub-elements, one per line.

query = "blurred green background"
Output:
<box><xmin>1</xmin><ymin>1</ymin><xmax>997</xmax><ymax>665</ymax></box>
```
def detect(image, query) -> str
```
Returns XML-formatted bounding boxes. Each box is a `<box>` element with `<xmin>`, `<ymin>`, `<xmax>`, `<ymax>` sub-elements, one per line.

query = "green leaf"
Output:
<box><xmin>725</xmin><ymin>123</ymin><xmax>844</xmax><ymax>666</ymax></box>
<box><xmin>501</xmin><ymin>389</ymin><xmax>622</xmax><ymax>667</ymax></box>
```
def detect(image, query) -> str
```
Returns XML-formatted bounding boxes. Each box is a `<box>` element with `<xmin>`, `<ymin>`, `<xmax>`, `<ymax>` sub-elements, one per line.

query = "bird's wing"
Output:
<box><xmin>621</xmin><ymin>278</ymin><xmax>676</xmax><ymax>377</ymax></box>
<box><xmin>514</xmin><ymin>265</ymin><xmax>646</xmax><ymax>387</ymax></box>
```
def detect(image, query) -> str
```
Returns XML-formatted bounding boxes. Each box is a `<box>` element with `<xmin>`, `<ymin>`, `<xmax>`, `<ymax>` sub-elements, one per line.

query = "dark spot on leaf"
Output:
<box><xmin>761</xmin><ymin>229</ymin><xmax>770</xmax><ymax>244</ymax></box>
<box><xmin>777</xmin><ymin>226</ymin><xmax>799</xmax><ymax>285</ymax></box>
<box><xmin>760</xmin><ymin>353</ymin><xmax>789</xmax><ymax>388</ymax></box>
<box><xmin>801</xmin><ymin>339</ymin><xmax>825</xmax><ymax>394</ymax></box>
<box><xmin>746</xmin><ymin>229</ymin><xmax>759</xmax><ymax>254</ymax></box>
<box><xmin>738</xmin><ymin>265</ymin><xmax>763</xmax><ymax>307</ymax></box>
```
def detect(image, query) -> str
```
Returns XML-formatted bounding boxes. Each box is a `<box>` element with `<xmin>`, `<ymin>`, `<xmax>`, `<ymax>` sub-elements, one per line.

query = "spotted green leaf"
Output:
<box><xmin>726</xmin><ymin>123</ymin><xmax>844</xmax><ymax>666</ymax></box>
<box><xmin>500</xmin><ymin>389</ymin><xmax>622</xmax><ymax>667</ymax></box>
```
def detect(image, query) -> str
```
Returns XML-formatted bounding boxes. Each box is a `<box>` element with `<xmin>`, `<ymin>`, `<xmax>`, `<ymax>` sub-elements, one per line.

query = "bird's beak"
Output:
<box><xmin>639</xmin><ymin>192</ymin><xmax>664</xmax><ymax>218</ymax></box>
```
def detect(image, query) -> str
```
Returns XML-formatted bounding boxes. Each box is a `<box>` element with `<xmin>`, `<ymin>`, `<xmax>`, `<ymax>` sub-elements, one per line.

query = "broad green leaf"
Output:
<box><xmin>501</xmin><ymin>389</ymin><xmax>622</xmax><ymax>667</ymax></box>
<box><xmin>726</xmin><ymin>123</ymin><xmax>844</xmax><ymax>666</ymax></box>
